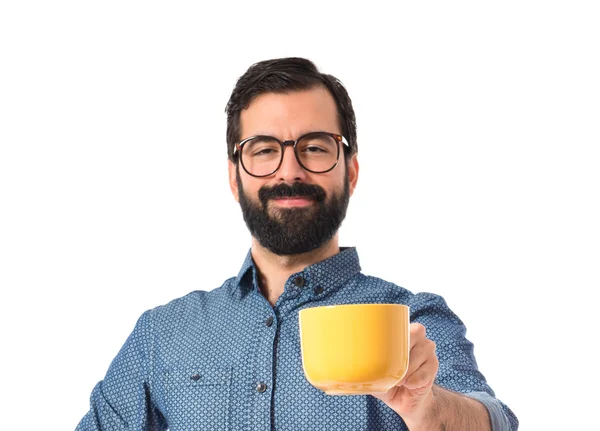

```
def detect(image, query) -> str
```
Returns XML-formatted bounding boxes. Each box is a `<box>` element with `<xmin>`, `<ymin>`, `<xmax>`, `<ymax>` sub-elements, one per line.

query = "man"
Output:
<box><xmin>76</xmin><ymin>57</ymin><xmax>518</xmax><ymax>430</ymax></box>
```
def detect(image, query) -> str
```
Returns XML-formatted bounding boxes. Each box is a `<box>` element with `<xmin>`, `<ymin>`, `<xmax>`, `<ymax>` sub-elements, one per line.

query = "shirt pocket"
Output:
<box><xmin>166</xmin><ymin>365</ymin><xmax>232</xmax><ymax>431</ymax></box>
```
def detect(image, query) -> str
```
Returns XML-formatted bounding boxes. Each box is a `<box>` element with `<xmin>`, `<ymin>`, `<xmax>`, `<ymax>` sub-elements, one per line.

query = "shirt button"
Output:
<box><xmin>314</xmin><ymin>286</ymin><xmax>324</xmax><ymax>295</ymax></box>
<box><xmin>190</xmin><ymin>373</ymin><xmax>201</xmax><ymax>381</ymax></box>
<box><xmin>256</xmin><ymin>382</ymin><xmax>267</xmax><ymax>393</ymax></box>
<box><xmin>265</xmin><ymin>316</ymin><xmax>274</xmax><ymax>327</ymax></box>
<box><xmin>293</xmin><ymin>276</ymin><xmax>305</xmax><ymax>287</ymax></box>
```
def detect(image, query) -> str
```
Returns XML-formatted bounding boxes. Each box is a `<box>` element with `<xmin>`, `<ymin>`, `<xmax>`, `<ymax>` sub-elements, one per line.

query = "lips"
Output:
<box><xmin>259</xmin><ymin>183</ymin><xmax>326</xmax><ymax>207</ymax></box>
<box><xmin>274</xmin><ymin>195</ymin><xmax>311</xmax><ymax>200</ymax></box>
<box><xmin>271</xmin><ymin>196</ymin><xmax>314</xmax><ymax>207</ymax></box>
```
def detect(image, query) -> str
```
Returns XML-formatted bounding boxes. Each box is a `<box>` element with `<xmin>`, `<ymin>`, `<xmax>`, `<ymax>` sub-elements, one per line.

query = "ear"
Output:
<box><xmin>228</xmin><ymin>160</ymin><xmax>240</xmax><ymax>202</ymax></box>
<box><xmin>347</xmin><ymin>154</ymin><xmax>359</xmax><ymax>197</ymax></box>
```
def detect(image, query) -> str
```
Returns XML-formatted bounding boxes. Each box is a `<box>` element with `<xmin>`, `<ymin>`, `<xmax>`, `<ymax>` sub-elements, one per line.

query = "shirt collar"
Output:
<box><xmin>234</xmin><ymin>249</ymin><xmax>256</xmax><ymax>290</ymax></box>
<box><xmin>233</xmin><ymin>247</ymin><xmax>362</xmax><ymax>296</ymax></box>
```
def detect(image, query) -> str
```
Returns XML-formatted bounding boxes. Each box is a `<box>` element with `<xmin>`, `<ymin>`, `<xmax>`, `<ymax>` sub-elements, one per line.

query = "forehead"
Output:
<box><xmin>239</xmin><ymin>86</ymin><xmax>340</xmax><ymax>138</ymax></box>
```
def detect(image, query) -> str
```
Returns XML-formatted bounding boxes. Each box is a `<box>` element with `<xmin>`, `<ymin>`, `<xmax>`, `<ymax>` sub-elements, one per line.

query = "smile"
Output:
<box><xmin>271</xmin><ymin>196</ymin><xmax>314</xmax><ymax>207</ymax></box>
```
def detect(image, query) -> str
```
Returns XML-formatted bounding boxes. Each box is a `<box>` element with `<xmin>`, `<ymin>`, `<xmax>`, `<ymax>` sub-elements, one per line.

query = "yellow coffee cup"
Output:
<box><xmin>299</xmin><ymin>303</ymin><xmax>410</xmax><ymax>395</ymax></box>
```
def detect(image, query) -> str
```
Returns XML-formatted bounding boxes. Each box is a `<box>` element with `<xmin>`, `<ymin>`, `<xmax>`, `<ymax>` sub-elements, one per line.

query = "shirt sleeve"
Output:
<box><xmin>75</xmin><ymin>310</ymin><xmax>167</xmax><ymax>431</ymax></box>
<box><xmin>408</xmin><ymin>292</ymin><xmax>519</xmax><ymax>431</ymax></box>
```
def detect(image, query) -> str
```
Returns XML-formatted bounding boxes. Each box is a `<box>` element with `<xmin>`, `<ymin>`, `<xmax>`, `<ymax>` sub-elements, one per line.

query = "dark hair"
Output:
<box><xmin>225</xmin><ymin>57</ymin><xmax>358</xmax><ymax>162</ymax></box>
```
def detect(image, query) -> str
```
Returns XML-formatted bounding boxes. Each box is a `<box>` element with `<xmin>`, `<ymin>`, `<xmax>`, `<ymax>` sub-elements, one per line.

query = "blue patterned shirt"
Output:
<box><xmin>76</xmin><ymin>247</ymin><xmax>518</xmax><ymax>430</ymax></box>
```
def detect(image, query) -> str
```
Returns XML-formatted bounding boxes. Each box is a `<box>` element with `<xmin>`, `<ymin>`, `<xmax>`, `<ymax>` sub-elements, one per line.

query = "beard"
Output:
<box><xmin>236</xmin><ymin>168</ymin><xmax>350</xmax><ymax>256</ymax></box>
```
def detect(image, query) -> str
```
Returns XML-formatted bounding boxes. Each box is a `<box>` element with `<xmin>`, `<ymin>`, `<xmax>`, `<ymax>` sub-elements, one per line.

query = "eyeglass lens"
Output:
<box><xmin>241</xmin><ymin>133</ymin><xmax>338</xmax><ymax>176</ymax></box>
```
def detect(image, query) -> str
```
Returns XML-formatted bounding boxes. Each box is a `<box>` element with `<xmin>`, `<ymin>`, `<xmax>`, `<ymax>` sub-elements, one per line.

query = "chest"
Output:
<box><xmin>150</xmin><ymin>290</ymin><xmax>406</xmax><ymax>430</ymax></box>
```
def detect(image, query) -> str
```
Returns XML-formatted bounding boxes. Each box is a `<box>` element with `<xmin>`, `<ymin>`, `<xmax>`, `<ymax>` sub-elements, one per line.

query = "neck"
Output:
<box><xmin>251</xmin><ymin>235</ymin><xmax>340</xmax><ymax>306</ymax></box>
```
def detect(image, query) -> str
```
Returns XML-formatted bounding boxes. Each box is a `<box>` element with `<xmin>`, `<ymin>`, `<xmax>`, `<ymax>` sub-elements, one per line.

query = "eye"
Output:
<box><xmin>244</xmin><ymin>138</ymin><xmax>281</xmax><ymax>158</ymax></box>
<box><xmin>298</xmin><ymin>134</ymin><xmax>337</xmax><ymax>156</ymax></box>
<box><xmin>254</xmin><ymin>148</ymin><xmax>277</xmax><ymax>156</ymax></box>
<box><xmin>302</xmin><ymin>145</ymin><xmax>328</xmax><ymax>153</ymax></box>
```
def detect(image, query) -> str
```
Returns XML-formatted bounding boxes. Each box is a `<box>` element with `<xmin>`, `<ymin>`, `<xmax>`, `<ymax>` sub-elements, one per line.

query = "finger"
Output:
<box><xmin>404</xmin><ymin>337</ymin><xmax>436</xmax><ymax>382</ymax></box>
<box><xmin>403</xmin><ymin>353</ymin><xmax>439</xmax><ymax>391</ymax></box>
<box><xmin>409</xmin><ymin>323</ymin><xmax>426</xmax><ymax>349</ymax></box>
<box><xmin>369</xmin><ymin>385</ymin><xmax>399</xmax><ymax>403</ymax></box>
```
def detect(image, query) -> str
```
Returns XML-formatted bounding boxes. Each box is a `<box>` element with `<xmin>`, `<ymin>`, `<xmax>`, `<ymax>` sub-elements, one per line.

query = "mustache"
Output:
<box><xmin>258</xmin><ymin>182</ymin><xmax>326</xmax><ymax>206</ymax></box>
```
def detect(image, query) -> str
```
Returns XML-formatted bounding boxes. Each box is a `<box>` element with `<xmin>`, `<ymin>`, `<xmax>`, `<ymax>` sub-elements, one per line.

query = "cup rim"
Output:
<box><xmin>299</xmin><ymin>303</ymin><xmax>409</xmax><ymax>313</ymax></box>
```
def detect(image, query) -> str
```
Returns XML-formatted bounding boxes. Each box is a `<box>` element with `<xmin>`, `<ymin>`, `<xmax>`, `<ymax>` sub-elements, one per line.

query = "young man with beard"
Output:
<box><xmin>76</xmin><ymin>58</ymin><xmax>518</xmax><ymax>431</ymax></box>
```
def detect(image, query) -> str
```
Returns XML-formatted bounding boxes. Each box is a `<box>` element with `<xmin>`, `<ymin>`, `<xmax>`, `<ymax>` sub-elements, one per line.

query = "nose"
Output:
<box><xmin>276</xmin><ymin>144</ymin><xmax>307</xmax><ymax>182</ymax></box>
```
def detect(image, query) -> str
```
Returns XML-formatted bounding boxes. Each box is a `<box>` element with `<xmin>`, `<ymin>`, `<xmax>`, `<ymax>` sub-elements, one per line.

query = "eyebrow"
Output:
<box><xmin>244</xmin><ymin>130</ymin><xmax>336</xmax><ymax>141</ymax></box>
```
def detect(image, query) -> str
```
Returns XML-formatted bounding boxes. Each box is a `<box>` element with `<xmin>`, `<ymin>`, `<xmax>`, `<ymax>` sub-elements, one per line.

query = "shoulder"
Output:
<box><xmin>353</xmin><ymin>273</ymin><xmax>423</xmax><ymax>299</ymax></box>
<box><xmin>143</xmin><ymin>278</ymin><xmax>236</xmax><ymax>327</ymax></box>
<box><xmin>354</xmin><ymin>274</ymin><xmax>456</xmax><ymax>319</ymax></box>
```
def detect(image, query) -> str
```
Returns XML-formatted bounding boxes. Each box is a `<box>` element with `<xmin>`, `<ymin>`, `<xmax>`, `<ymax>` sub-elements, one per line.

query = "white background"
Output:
<box><xmin>1</xmin><ymin>1</ymin><xmax>598</xmax><ymax>430</ymax></box>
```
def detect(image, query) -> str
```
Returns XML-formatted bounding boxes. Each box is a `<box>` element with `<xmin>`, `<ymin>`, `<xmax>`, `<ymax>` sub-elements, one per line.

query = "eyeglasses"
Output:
<box><xmin>233</xmin><ymin>131</ymin><xmax>349</xmax><ymax>178</ymax></box>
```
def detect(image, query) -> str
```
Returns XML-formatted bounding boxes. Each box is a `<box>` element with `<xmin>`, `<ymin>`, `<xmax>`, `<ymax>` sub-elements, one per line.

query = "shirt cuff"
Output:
<box><xmin>463</xmin><ymin>391</ymin><xmax>512</xmax><ymax>431</ymax></box>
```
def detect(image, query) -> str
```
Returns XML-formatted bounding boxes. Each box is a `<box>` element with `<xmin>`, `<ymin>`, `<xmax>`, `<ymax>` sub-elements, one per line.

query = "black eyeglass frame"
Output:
<box><xmin>233</xmin><ymin>131</ymin><xmax>350</xmax><ymax>178</ymax></box>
